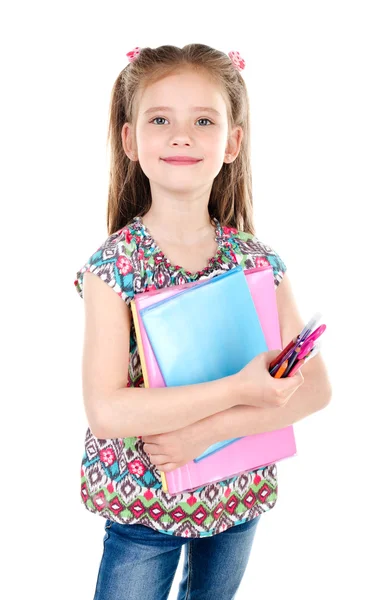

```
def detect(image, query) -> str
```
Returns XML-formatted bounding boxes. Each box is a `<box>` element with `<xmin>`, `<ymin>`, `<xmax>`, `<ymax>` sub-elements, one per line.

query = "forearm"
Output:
<box><xmin>192</xmin><ymin>372</ymin><xmax>332</xmax><ymax>445</ymax></box>
<box><xmin>97</xmin><ymin>374</ymin><xmax>237</xmax><ymax>439</ymax></box>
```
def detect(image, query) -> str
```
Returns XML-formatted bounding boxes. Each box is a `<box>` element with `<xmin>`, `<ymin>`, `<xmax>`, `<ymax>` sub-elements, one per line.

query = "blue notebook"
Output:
<box><xmin>140</xmin><ymin>266</ymin><xmax>268</xmax><ymax>462</ymax></box>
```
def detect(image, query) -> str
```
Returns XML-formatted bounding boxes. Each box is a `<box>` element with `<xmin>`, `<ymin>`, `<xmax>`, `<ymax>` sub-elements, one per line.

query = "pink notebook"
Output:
<box><xmin>131</xmin><ymin>266</ymin><xmax>297</xmax><ymax>494</ymax></box>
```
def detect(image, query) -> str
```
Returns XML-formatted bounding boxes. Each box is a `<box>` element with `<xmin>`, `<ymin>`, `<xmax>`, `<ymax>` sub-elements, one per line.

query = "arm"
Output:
<box><xmin>187</xmin><ymin>272</ymin><xmax>333</xmax><ymax>444</ymax></box>
<box><xmin>103</xmin><ymin>375</ymin><xmax>236</xmax><ymax>438</ymax></box>
<box><xmin>82</xmin><ymin>271</ymin><xmax>237</xmax><ymax>440</ymax></box>
<box><xmin>188</xmin><ymin>352</ymin><xmax>332</xmax><ymax>446</ymax></box>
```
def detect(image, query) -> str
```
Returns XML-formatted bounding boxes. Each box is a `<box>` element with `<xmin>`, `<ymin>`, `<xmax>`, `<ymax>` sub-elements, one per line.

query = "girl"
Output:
<box><xmin>74</xmin><ymin>44</ymin><xmax>331</xmax><ymax>600</ymax></box>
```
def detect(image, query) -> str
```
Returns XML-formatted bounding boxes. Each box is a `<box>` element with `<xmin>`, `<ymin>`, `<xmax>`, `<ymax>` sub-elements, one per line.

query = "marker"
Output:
<box><xmin>297</xmin><ymin>339</ymin><xmax>315</xmax><ymax>360</ymax></box>
<box><xmin>304</xmin><ymin>341</ymin><xmax>321</xmax><ymax>362</ymax></box>
<box><xmin>269</xmin><ymin>314</ymin><xmax>325</xmax><ymax>376</ymax></box>
<box><xmin>304</xmin><ymin>324</ymin><xmax>326</xmax><ymax>345</ymax></box>
<box><xmin>298</xmin><ymin>312</ymin><xmax>322</xmax><ymax>343</ymax></box>
<box><xmin>282</xmin><ymin>333</ymin><xmax>318</xmax><ymax>377</ymax></box>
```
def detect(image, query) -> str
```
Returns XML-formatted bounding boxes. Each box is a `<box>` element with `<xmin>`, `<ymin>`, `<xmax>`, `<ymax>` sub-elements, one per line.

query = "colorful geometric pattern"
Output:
<box><xmin>74</xmin><ymin>216</ymin><xmax>287</xmax><ymax>538</ymax></box>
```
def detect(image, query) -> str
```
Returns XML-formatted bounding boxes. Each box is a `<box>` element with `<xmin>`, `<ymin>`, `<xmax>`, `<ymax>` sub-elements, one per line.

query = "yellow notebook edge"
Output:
<box><xmin>130</xmin><ymin>298</ymin><xmax>169</xmax><ymax>493</ymax></box>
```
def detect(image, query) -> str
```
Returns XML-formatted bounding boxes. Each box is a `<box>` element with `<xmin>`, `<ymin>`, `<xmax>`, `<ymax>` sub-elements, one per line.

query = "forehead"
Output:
<box><xmin>138</xmin><ymin>69</ymin><xmax>228</xmax><ymax>116</ymax></box>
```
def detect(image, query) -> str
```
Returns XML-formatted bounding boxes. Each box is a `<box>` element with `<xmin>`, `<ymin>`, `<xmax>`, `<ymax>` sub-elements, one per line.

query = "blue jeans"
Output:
<box><xmin>93</xmin><ymin>515</ymin><xmax>261</xmax><ymax>600</ymax></box>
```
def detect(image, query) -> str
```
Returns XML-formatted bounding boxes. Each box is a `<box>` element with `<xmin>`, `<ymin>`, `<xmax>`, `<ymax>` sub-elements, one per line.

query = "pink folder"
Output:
<box><xmin>131</xmin><ymin>266</ymin><xmax>297</xmax><ymax>494</ymax></box>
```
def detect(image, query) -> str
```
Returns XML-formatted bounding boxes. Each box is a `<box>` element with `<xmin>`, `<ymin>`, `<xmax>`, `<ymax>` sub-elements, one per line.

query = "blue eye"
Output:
<box><xmin>151</xmin><ymin>117</ymin><xmax>168</xmax><ymax>125</ymax></box>
<box><xmin>150</xmin><ymin>117</ymin><xmax>213</xmax><ymax>126</ymax></box>
<box><xmin>197</xmin><ymin>118</ymin><xmax>213</xmax><ymax>126</ymax></box>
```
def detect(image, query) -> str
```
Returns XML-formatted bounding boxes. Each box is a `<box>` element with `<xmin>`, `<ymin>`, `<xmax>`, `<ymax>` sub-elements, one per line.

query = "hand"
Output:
<box><xmin>141</xmin><ymin>423</ymin><xmax>213</xmax><ymax>473</ymax></box>
<box><xmin>234</xmin><ymin>350</ymin><xmax>305</xmax><ymax>409</ymax></box>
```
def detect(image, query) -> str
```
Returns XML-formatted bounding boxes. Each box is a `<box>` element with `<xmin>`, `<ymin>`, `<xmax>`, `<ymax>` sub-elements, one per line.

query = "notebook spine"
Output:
<box><xmin>131</xmin><ymin>300</ymin><xmax>150</xmax><ymax>388</ymax></box>
<box><xmin>131</xmin><ymin>299</ymin><xmax>169</xmax><ymax>493</ymax></box>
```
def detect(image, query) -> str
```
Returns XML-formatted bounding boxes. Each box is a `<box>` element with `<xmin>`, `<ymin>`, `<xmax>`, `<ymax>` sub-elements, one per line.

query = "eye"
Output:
<box><xmin>150</xmin><ymin>117</ymin><xmax>214</xmax><ymax>126</ymax></box>
<box><xmin>151</xmin><ymin>117</ymin><xmax>169</xmax><ymax>125</ymax></box>
<box><xmin>197</xmin><ymin>118</ymin><xmax>213</xmax><ymax>126</ymax></box>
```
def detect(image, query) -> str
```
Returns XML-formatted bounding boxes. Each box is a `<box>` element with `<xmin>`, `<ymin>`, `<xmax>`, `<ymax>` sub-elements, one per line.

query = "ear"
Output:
<box><xmin>224</xmin><ymin>126</ymin><xmax>243</xmax><ymax>163</ymax></box>
<box><xmin>121</xmin><ymin>123</ymin><xmax>138</xmax><ymax>161</ymax></box>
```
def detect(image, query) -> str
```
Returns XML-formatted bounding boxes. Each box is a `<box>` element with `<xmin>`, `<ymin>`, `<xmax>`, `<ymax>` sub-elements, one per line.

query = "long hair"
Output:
<box><xmin>106</xmin><ymin>43</ymin><xmax>255</xmax><ymax>235</ymax></box>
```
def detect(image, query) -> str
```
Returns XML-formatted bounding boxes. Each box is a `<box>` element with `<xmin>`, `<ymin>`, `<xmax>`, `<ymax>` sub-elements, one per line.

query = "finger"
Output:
<box><xmin>267</xmin><ymin>349</ymin><xmax>284</xmax><ymax>360</ymax></box>
<box><xmin>265</xmin><ymin>349</ymin><xmax>285</xmax><ymax>365</ymax></box>
<box><xmin>143</xmin><ymin>444</ymin><xmax>159</xmax><ymax>454</ymax></box>
<box><xmin>280</xmin><ymin>372</ymin><xmax>304</xmax><ymax>388</ymax></box>
<box><xmin>147</xmin><ymin>453</ymin><xmax>169</xmax><ymax>465</ymax></box>
<box><xmin>290</xmin><ymin>371</ymin><xmax>304</xmax><ymax>385</ymax></box>
<box><xmin>286</xmin><ymin>375</ymin><xmax>304</xmax><ymax>397</ymax></box>
<box><xmin>142</xmin><ymin>435</ymin><xmax>159</xmax><ymax>444</ymax></box>
<box><xmin>275</xmin><ymin>377</ymin><xmax>303</xmax><ymax>400</ymax></box>
<box><xmin>155</xmin><ymin>463</ymin><xmax>177</xmax><ymax>473</ymax></box>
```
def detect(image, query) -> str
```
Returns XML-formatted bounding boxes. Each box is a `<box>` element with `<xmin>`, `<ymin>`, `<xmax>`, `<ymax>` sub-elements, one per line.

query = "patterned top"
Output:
<box><xmin>74</xmin><ymin>215</ymin><xmax>287</xmax><ymax>538</ymax></box>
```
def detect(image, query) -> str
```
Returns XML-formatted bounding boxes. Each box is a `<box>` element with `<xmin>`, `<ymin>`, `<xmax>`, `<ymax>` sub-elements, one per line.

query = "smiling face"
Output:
<box><xmin>122</xmin><ymin>68</ymin><xmax>242</xmax><ymax>195</ymax></box>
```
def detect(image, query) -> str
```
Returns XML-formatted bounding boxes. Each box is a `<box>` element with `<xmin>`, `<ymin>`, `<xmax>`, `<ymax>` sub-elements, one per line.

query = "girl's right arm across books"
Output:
<box><xmin>81</xmin><ymin>272</ymin><xmax>303</xmax><ymax>439</ymax></box>
<box><xmin>82</xmin><ymin>272</ymin><xmax>238</xmax><ymax>438</ymax></box>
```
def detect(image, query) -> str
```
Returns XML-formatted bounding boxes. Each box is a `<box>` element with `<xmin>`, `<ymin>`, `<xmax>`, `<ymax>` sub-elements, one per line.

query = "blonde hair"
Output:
<box><xmin>106</xmin><ymin>43</ymin><xmax>255</xmax><ymax>235</ymax></box>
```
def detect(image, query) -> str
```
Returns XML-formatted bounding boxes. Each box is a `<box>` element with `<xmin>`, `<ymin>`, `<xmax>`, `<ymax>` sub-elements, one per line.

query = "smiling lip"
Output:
<box><xmin>161</xmin><ymin>156</ymin><xmax>202</xmax><ymax>164</ymax></box>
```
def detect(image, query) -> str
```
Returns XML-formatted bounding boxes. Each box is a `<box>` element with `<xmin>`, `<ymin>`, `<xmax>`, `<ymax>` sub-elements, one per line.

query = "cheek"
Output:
<box><xmin>137</xmin><ymin>130</ymin><xmax>162</xmax><ymax>159</ymax></box>
<box><xmin>205</xmin><ymin>128</ymin><xmax>228</xmax><ymax>152</ymax></box>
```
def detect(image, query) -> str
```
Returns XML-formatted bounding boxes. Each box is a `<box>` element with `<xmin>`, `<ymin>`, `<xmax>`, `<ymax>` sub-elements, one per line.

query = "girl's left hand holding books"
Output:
<box><xmin>141</xmin><ymin>424</ymin><xmax>213</xmax><ymax>473</ymax></box>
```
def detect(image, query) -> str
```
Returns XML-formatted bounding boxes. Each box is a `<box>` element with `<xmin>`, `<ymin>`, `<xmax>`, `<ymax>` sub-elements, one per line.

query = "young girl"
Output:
<box><xmin>74</xmin><ymin>44</ymin><xmax>331</xmax><ymax>600</ymax></box>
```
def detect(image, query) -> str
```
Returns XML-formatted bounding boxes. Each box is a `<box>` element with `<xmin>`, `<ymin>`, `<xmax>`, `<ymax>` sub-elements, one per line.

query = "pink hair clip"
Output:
<box><xmin>126</xmin><ymin>46</ymin><xmax>141</xmax><ymax>63</ymax></box>
<box><xmin>228</xmin><ymin>51</ymin><xmax>245</xmax><ymax>71</ymax></box>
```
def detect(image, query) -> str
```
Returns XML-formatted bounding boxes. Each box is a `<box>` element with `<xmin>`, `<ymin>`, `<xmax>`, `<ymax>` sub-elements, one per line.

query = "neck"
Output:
<box><xmin>141</xmin><ymin>207</ymin><xmax>215</xmax><ymax>245</ymax></box>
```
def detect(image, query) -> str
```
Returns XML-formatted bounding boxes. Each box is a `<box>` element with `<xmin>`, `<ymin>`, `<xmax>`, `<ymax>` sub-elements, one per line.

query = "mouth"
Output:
<box><xmin>161</xmin><ymin>157</ymin><xmax>203</xmax><ymax>165</ymax></box>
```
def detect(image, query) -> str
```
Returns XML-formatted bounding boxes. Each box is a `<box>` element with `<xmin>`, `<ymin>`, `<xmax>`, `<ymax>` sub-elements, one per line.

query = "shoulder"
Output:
<box><xmin>226</xmin><ymin>228</ymin><xmax>287</xmax><ymax>288</ymax></box>
<box><xmin>74</xmin><ymin>219</ymin><xmax>141</xmax><ymax>304</ymax></box>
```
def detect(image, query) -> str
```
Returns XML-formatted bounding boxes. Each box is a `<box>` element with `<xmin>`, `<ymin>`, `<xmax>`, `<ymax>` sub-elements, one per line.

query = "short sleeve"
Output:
<box><xmin>228</xmin><ymin>230</ymin><xmax>287</xmax><ymax>288</ymax></box>
<box><xmin>74</xmin><ymin>229</ymin><xmax>136</xmax><ymax>306</ymax></box>
<box><xmin>257</xmin><ymin>240</ymin><xmax>287</xmax><ymax>288</ymax></box>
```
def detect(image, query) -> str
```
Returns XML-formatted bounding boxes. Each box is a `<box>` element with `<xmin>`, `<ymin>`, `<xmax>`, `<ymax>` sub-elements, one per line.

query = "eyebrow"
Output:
<box><xmin>143</xmin><ymin>106</ymin><xmax>222</xmax><ymax>117</ymax></box>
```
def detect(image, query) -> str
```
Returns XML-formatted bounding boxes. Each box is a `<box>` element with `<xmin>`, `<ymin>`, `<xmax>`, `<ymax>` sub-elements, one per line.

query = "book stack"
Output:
<box><xmin>131</xmin><ymin>265</ymin><xmax>296</xmax><ymax>494</ymax></box>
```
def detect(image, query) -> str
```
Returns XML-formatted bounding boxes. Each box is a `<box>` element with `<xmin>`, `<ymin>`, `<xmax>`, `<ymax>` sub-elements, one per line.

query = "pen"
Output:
<box><xmin>304</xmin><ymin>341</ymin><xmax>321</xmax><ymax>362</ymax></box>
<box><xmin>282</xmin><ymin>336</ymin><xmax>317</xmax><ymax>378</ymax></box>
<box><xmin>287</xmin><ymin>358</ymin><xmax>305</xmax><ymax>377</ymax></box>
<box><xmin>303</xmin><ymin>324</ymin><xmax>326</xmax><ymax>346</ymax></box>
<box><xmin>269</xmin><ymin>337</ymin><xmax>302</xmax><ymax>376</ymax></box>
<box><xmin>282</xmin><ymin>349</ymin><xmax>300</xmax><ymax>377</ymax></box>
<box><xmin>269</xmin><ymin>314</ymin><xmax>325</xmax><ymax>376</ymax></box>
<box><xmin>297</xmin><ymin>339</ymin><xmax>315</xmax><ymax>360</ymax></box>
<box><xmin>298</xmin><ymin>312</ymin><xmax>323</xmax><ymax>345</ymax></box>
<box><xmin>288</xmin><ymin>339</ymin><xmax>322</xmax><ymax>377</ymax></box>
<box><xmin>269</xmin><ymin>337</ymin><xmax>298</xmax><ymax>371</ymax></box>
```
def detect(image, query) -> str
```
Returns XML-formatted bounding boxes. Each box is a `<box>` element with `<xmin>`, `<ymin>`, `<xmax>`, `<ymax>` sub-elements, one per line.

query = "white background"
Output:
<box><xmin>1</xmin><ymin>1</ymin><xmax>369</xmax><ymax>598</ymax></box>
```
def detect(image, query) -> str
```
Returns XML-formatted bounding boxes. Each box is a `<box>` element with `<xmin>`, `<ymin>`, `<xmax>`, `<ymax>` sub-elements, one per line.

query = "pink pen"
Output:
<box><xmin>304</xmin><ymin>342</ymin><xmax>321</xmax><ymax>362</ymax></box>
<box><xmin>304</xmin><ymin>324</ymin><xmax>326</xmax><ymax>345</ymax></box>
<box><xmin>282</xmin><ymin>338</ymin><xmax>315</xmax><ymax>378</ymax></box>
<box><xmin>289</xmin><ymin>341</ymin><xmax>321</xmax><ymax>376</ymax></box>
<box><xmin>297</xmin><ymin>339</ymin><xmax>315</xmax><ymax>360</ymax></box>
<box><xmin>288</xmin><ymin>358</ymin><xmax>305</xmax><ymax>377</ymax></box>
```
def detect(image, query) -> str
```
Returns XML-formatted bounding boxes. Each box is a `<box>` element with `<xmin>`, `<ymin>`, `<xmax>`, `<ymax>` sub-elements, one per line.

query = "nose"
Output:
<box><xmin>171</xmin><ymin>135</ymin><xmax>191</xmax><ymax>146</ymax></box>
<box><xmin>169</xmin><ymin>124</ymin><xmax>193</xmax><ymax>146</ymax></box>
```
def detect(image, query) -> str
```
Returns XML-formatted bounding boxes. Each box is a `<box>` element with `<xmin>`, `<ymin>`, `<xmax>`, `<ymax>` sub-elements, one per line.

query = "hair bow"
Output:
<box><xmin>125</xmin><ymin>47</ymin><xmax>245</xmax><ymax>72</ymax></box>
<box><xmin>228</xmin><ymin>51</ymin><xmax>245</xmax><ymax>71</ymax></box>
<box><xmin>126</xmin><ymin>46</ymin><xmax>141</xmax><ymax>62</ymax></box>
